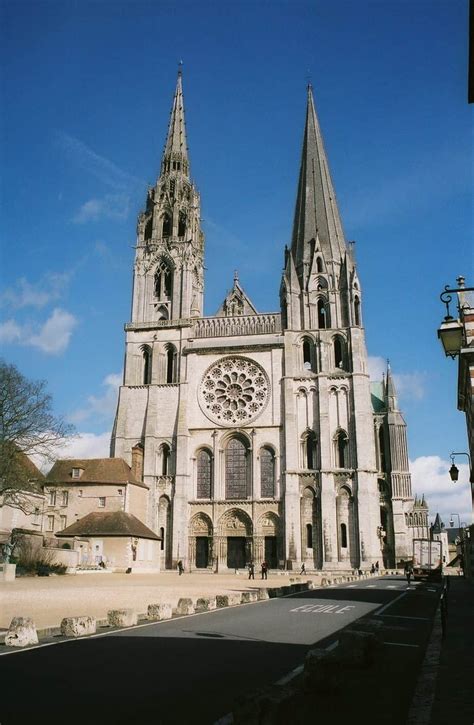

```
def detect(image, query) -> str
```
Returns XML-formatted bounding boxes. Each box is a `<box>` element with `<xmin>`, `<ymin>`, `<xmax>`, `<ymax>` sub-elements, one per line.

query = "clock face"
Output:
<box><xmin>198</xmin><ymin>356</ymin><xmax>270</xmax><ymax>426</ymax></box>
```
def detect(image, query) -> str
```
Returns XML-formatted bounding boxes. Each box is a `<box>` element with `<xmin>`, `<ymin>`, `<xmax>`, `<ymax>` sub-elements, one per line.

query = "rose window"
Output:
<box><xmin>198</xmin><ymin>356</ymin><xmax>270</xmax><ymax>426</ymax></box>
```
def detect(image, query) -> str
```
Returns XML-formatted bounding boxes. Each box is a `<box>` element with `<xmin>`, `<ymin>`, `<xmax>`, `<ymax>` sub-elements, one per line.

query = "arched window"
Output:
<box><xmin>340</xmin><ymin>523</ymin><xmax>347</xmax><ymax>548</ymax></box>
<box><xmin>334</xmin><ymin>336</ymin><xmax>346</xmax><ymax>370</ymax></box>
<box><xmin>302</xmin><ymin>337</ymin><xmax>316</xmax><ymax>371</ymax></box>
<box><xmin>142</xmin><ymin>346</ymin><xmax>152</xmax><ymax>385</ymax></box>
<box><xmin>161</xmin><ymin>444</ymin><xmax>170</xmax><ymax>475</ymax></box>
<box><xmin>378</xmin><ymin>427</ymin><xmax>386</xmax><ymax>472</ymax></box>
<box><xmin>354</xmin><ymin>296</ymin><xmax>361</xmax><ymax>326</ymax></box>
<box><xmin>316</xmin><ymin>257</ymin><xmax>323</xmax><ymax>273</ymax></box>
<box><xmin>225</xmin><ymin>438</ymin><xmax>248</xmax><ymax>499</ymax></box>
<box><xmin>178</xmin><ymin>211</ymin><xmax>187</xmax><ymax>237</ymax></box>
<box><xmin>162</xmin><ymin>212</ymin><xmax>172</xmax><ymax>237</ymax></box>
<box><xmin>317</xmin><ymin>298</ymin><xmax>329</xmax><ymax>329</ymax></box>
<box><xmin>155</xmin><ymin>261</ymin><xmax>172</xmax><ymax>300</ymax></box>
<box><xmin>165</xmin><ymin>344</ymin><xmax>178</xmax><ymax>383</ymax></box>
<box><xmin>303</xmin><ymin>431</ymin><xmax>317</xmax><ymax>470</ymax></box>
<box><xmin>306</xmin><ymin>523</ymin><xmax>313</xmax><ymax>548</ymax></box>
<box><xmin>160</xmin><ymin>527</ymin><xmax>164</xmax><ymax>551</ymax></box>
<box><xmin>144</xmin><ymin>218</ymin><xmax>152</xmax><ymax>240</ymax></box>
<box><xmin>260</xmin><ymin>447</ymin><xmax>275</xmax><ymax>498</ymax></box>
<box><xmin>335</xmin><ymin>430</ymin><xmax>348</xmax><ymax>468</ymax></box>
<box><xmin>197</xmin><ymin>449</ymin><xmax>212</xmax><ymax>499</ymax></box>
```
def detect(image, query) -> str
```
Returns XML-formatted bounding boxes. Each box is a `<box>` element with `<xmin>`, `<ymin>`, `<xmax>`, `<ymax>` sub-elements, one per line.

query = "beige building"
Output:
<box><xmin>111</xmin><ymin>71</ymin><xmax>426</xmax><ymax>572</ymax></box>
<box><xmin>44</xmin><ymin>458</ymin><xmax>148</xmax><ymax>538</ymax></box>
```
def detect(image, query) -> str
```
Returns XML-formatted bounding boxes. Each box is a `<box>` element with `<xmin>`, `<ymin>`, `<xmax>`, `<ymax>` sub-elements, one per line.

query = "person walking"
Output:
<box><xmin>300</xmin><ymin>563</ymin><xmax>306</xmax><ymax>575</ymax></box>
<box><xmin>375</xmin><ymin>561</ymin><xmax>379</xmax><ymax>573</ymax></box>
<box><xmin>370</xmin><ymin>563</ymin><xmax>375</xmax><ymax>575</ymax></box>
<box><xmin>261</xmin><ymin>561</ymin><xmax>268</xmax><ymax>580</ymax></box>
<box><xmin>248</xmin><ymin>561</ymin><xmax>255</xmax><ymax>580</ymax></box>
<box><xmin>177</xmin><ymin>560</ymin><xmax>184</xmax><ymax>576</ymax></box>
<box><xmin>404</xmin><ymin>561</ymin><xmax>413</xmax><ymax>587</ymax></box>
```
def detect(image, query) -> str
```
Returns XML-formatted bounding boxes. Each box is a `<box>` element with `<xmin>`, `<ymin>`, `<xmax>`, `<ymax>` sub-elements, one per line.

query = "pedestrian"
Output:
<box><xmin>375</xmin><ymin>560</ymin><xmax>379</xmax><ymax>573</ymax></box>
<box><xmin>404</xmin><ymin>561</ymin><xmax>412</xmax><ymax>587</ymax></box>
<box><xmin>370</xmin><ymin>563</ymin><xmax>375</xmax><ymax>575</ymax></box>
<box><xmin>300</xmin><ymin>563</ymin><xmax>306</xmax><ymax>575</ymax></box>
<box><xmin>177</xmin><ymin>559</ymin><xmax>184</xmax><ymax>576</ymax></box>
<box><xmin>261</xmin><ymin>561</ymin><xmax>268</xmax><ymax>580</ymax></box>
<box><xmin>248</xmin><ymin>561</ymin><xmax>255</xmax><ymax>580</ymax></box>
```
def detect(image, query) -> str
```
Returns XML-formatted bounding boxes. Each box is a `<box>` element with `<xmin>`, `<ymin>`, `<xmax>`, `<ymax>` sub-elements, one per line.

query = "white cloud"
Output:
<box><xmin>73</xmin><ymin>194</ymin><xmax>130</xmax><ymax>224</ymax></box>
<box><xmin>0</xmin><ymin>319</ymin><xmax>22</xmax><ymax>344</ymax></box>
<box><xmin>410</xmin><ymin>455</ymin><xmax>472</xmax><ymax>526</ymax></box>
<box><xmin>35</xmin><ymin>432</ymin><xmax>112</xmax><ymax>473</ymax></box>
<box><xmin>69</xmin><ymin>373</ymin><xmax>122</xmax><ymax>424</ymax></box>
<box><xmin>56</xmin><ymin>131</ymin><xmax>142</xmax><ymax>191</ymax></box>
<box><xmin>368</xmin><ymin>356</ymin><xmax>426</xmax><ymax>400</ymax></box>
<box><xmin>1</xmin><ymin>273</ymin><xmax>70</xmax><ymax>309</ymax></box>
<box><xmin>28</xmin><ymin>308</ymin><xmax>78</xmax><ymax>354</ymax></box>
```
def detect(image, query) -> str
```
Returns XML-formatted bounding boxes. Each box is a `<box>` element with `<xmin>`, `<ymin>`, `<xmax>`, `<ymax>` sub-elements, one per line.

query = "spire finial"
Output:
<box><xmin>178</xmin><ymin>59</ymin><xmax>183</xmax><ymax>76</ymax></box>
<box><xmin>234</xmin><ymin>269</ymin><xmax>239</xmax><ymax>283</ymax></box>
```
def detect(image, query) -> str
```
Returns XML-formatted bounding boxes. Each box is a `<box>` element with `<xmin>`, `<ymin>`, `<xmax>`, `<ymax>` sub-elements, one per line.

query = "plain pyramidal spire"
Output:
<box><xmin>161</xmin><ymin>66</ymin><xmax>189</xmax><ymax>177</ymax></box>
<box><xmin>291</xmin><ymin>83</ymin><xmax>346</xmax><ymax>268</ymax></box>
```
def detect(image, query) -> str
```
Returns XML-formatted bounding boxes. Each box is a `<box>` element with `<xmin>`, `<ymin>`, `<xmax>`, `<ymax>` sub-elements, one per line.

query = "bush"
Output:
<box><xmin>14</xmin><ymin>537</ymin><xmax>67</xmax><ymax>576</ymax></box>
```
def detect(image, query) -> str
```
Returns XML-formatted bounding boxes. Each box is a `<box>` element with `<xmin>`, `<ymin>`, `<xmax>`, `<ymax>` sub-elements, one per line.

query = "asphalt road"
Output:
<box><xmin>0</xmin><ymin>577</ymin><xmax>441</xmax><ymax>725</ymax></box>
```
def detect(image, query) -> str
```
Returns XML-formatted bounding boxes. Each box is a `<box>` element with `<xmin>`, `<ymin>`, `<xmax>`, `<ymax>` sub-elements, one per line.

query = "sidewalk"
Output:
<box><xmin>431</xmin><ymin>577</ymin><xmax>474</xmax><ymax>724</ymax></box>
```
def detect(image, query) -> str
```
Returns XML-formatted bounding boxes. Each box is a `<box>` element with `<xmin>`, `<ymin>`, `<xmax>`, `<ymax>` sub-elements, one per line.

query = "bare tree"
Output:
<box><xmin>0</xmin><ymin>359</ymin><xmax>75</xmax><ymax>511</ymax></box>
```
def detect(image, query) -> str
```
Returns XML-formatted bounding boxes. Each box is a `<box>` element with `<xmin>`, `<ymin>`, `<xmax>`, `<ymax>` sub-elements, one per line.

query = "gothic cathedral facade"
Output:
<box><xmin>111</xmin><ymin>71</ymin><xmax>427</xmax><ymax>572</ymax></box>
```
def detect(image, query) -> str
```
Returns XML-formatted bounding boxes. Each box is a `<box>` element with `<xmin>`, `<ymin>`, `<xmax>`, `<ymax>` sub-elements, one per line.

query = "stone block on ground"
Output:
<box><xmin>60</xmin><ymin>616</ymin><xmax>96</xmax><ymax>638</ymax></box>
<box><xmin>176</xmin><ymin>598</ymin><xmax>195</xmax><ymax>615</ymax></box>
<box><xmin>5</xmin><ymin>617</ymin><xmax>38</xmax><ymax>647</ymax></box>
<box><xmin>338</xmin><ymin>630</ymin><xmax>382</xmax><ymax>668</ymax></box>
<box><xmin>303</xmin><ymin>647</ymin><xmax>341</xmax><ymax>693</ymax></box>
<box><xmin>107</xmin><ymin>609</ymin><xmax>138</xmax><ymax>627</ymax></box>
<box><xmin>257</xmin><ymin>588</ymin><xmax>270</xmax><ymax>601</ymax></box>
<box><xmin>147</xmin><ymin>603</ymin><xmax>173</xmax><ymax>621</ymax></box>
<box><xmin>216</xmin><ymin>593</ymin><xmax>241</xmax><ymax>608</ymax></box>
<box><xmin>195</xmin><ymin>596</ymin><xmax>217</xmax><ymax>612</ymax></box>
<box><xmin>305</xmin><ymin>580</ymin><xmax>315</xmax><ymax>590</ymax></box>
<box><xmin>241</xmin><ymin>591</ymin><xmax>258</xmax><ymax>604</ymax></box>
<box><xmin>267</xmin><ymin>587</ymin><xmax>282</xmax><ymax>598</ymax></box>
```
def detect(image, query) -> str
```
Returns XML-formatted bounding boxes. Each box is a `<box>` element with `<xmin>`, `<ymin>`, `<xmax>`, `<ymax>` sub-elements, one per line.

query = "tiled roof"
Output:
<box><xmin>56</xmin><ymin>511</ymin><xmax>160</xmax><ymax>540</ymax></box>
<box><xmin>46</xmin><ymin>458</ymin><xmax>147</xmax><ymax>488</ymax></box>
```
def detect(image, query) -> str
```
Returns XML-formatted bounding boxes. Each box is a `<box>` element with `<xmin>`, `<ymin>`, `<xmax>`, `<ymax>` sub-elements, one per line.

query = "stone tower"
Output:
<box><xmin>111</xmin><ymin>74</ymin><xmax>424</xmax><ymax>572</ymax></box>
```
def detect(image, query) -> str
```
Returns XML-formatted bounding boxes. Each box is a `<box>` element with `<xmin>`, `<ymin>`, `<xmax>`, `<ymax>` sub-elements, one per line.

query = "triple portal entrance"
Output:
<box><xmin>189</xmin><ymin>509</ymin><xmax>281</xmax><ymax>570</ymax></box>
<box><xmin>194</xmin><ymin>535</ymin><xmax>278</xmax><ymax>569</ymax></box>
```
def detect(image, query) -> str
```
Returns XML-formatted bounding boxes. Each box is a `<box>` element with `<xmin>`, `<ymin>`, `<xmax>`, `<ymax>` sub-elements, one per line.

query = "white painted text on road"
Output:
<box><xmin>290</xmin><ymin>604</ymin><xmax>356</xmax><ymax>615</ymax></box>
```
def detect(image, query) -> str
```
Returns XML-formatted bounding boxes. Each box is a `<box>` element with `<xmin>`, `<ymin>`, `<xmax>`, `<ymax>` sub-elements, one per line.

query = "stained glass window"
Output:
<box><xmin>226</xmin><ymin>438</ymin><xmax>247</xmax><ymax>499</ymax></box>
<box><xmin>197</xmin><ymin>450</ymin><xmax>212</xmax><ymax>499</ymax></box>
<box><xmin>260</xmin><ymin>447</ymin><xmax>275</xmax><ymax>498</ymax></box>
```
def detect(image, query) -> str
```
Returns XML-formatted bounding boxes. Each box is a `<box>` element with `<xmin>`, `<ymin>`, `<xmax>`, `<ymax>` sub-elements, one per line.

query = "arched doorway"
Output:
<box><xmin>217</xmin><ymin>509</ymin><xmax>253</xmax><ymax>570</ymax></box>
<box><xmin>189</xmin><ymin>513</ymin><xmax>213</xmax><ymax>569</ymax></box>
<box><xmin>257</xmin><ymin>512</ymin><xmax>280</xmax><ymax>569</ymax></box>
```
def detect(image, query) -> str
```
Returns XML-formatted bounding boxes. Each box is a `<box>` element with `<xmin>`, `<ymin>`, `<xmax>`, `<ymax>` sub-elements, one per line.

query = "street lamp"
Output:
<box><xmin>448</xmin><ymin>452</ymin><xmax>473</xmax><ymax>484</ymax></box>
<box><xmin>437</xmin><ymin>277</ymin><xmax>474</xmax><ymax>358</ymax></box>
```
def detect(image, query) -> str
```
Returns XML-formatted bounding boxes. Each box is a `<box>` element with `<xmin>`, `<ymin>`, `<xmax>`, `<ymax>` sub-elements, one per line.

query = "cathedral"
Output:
<box><xmin>111</xmin><ymin>71</ymin><xmax>428</xmax><ymax>572</ymax></box>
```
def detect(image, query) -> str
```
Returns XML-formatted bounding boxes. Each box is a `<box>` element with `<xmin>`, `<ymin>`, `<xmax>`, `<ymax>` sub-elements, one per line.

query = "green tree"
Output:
<box><xmin>0</xmin><ymin>359</ymin><xmax>74</xmax><ymax>511</ymax></box>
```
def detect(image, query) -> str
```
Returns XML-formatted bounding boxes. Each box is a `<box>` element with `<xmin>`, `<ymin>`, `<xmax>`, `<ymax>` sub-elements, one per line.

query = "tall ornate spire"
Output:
<box><xmin>385</xmin><ymin>361</ymin><xmax>399</xmax><ymax>412</ymax></box>
<box><xmin>161</xmin><ymin>67</ymin><xmax>189</xmax><ymax>178</ymax></box>
<box><xmin>291</xmin><ymin>84</ymin><xmax>346</xmax><ymax>270</ymax></box>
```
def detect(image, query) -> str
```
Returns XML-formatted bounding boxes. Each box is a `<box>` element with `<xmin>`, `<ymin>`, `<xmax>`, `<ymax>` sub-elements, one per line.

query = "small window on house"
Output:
<box><xmin>340</xmin><ymin>523</ymin><xmax>348</xmax><ymax>548</ymax></box>
<box><xmin>98</xmin><ymin>497</ymin><xmax>106</xmax><ymax>508</ymax></box>
<box><xmin>354</xmin><ymin>297</ymin><xmax>361</xmax><ymax>326</ymax></box>
<box><xmin>48</xmin><ymin>490</ymin><xmax>56</xmax><ymax>506</ymax></box>
<box><xmin>161</xmin><ymin>444</ymin><xmax>171</xmax><ymax>475</ymax></box>
<box><xmin>166</xmin><ymin>345</ymin><xmax>178</xmax><ymax>383</ymax></box>
<box><xmin>118</xmin><ymin>489</ymin><xmax>123</xmax><ymax>496</ymax></box>
<box><xmin>47</xmin><ymin>515</ymin><xmax>54</xmax><ymax>532</ymax></box>
<box><xmin>61</xmin><ymin>491</ymin><xmax>68</xmax><ymax>507</ymax></box>
<box><xmin>33</xmin><ymin>508</ymin><xmax>40</xmax><ymax>525</ymax></box>
<box><xmin>316</xmin><ymin>257</ymin><xmax>323</xmax><ymax>273</ymax></box>
<box><xmin>60</xmin><ymin>515</ymin><xmax>67</xmax><ymax>530</ymax></box>
<box><xmin>336</xmin><ymin>430</ymin><xmax>348</xmax><ymax>468</ymax></box>
<box><xmin>160</xmin><ymin>526</ymin><xmax>165</xmax><ymax>551</ymax></box>
<box><xmin>317</xmin><ymin>299</ymin><xmax>328</xmax><ymax>329</ymax></box>
<box><xmin>178</xmin><ymin>211</ymin><xmax>186</xmax><ymax>237</ymax></box>
<box><xmin>72</xmin><ymin>468</ymin><xmax>82</xmax><ymax>479</ymax></box>
<box><xmin>142</xmin><ymin>346</ymin><xmax>152</xmax><ymax>385</ymax></box>
<box><xmin>162</xmin><ymin>212</ymin><xmax>172</xmax><ymax>237</ymax></box>
<box><xmin>306</xmin><ymin>523</ymin><xmax>313</xmax><ymax>549</ymax></box>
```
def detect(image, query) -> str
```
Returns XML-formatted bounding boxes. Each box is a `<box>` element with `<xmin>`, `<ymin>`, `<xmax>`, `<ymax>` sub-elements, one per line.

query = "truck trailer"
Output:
<box><xmin>412</xmin><ymin>538</ymin><xmax>443</xmax><ymax>581</ymax></box>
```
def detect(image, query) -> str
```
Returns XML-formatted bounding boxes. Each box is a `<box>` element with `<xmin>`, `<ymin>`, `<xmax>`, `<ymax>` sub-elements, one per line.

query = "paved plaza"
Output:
<box><xmin>0</xmin><ymin>570</ymin><xmax>315</xmax><ymax>630</ymax></box>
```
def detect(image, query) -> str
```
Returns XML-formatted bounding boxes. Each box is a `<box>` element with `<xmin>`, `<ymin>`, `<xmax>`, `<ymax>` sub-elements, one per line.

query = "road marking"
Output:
<box><xmin>346</xmin><ymin>584</ymin><xmax>357</xmax><ymax>588</ymax></box>
<box><xmin>290</xmin><ymin>604</ymin><xmax>355</xmax><ymax>615</ymax></box>
<box><xmin>380</xmin><ymin>614</ymin><xmax>430</xmax><ymax>621</ymax></box>
<box><xmin>384</xmin><ymin>642</ymin><xmax>420</xmax><ymax>648</ymax></box>
<box><xmin>366</xmin><ymin>585</ymin><xmax>376</xmax><ymax>588</ymax></box>
<box><xmin>374</xmin><ymin>591</ymin><xmax>407</xmax><ymax>615</ymax></box>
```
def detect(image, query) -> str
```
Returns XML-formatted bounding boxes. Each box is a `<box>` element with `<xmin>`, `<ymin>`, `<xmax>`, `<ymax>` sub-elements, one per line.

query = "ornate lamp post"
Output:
<box><xmin>437</xmin><ymin>276</ymin><xmax>474</xmax><ymax>358</ymax></box>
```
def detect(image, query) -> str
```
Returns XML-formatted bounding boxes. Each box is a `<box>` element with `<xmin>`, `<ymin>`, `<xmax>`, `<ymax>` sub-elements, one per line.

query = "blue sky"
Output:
<box><xmin>1</xmin><ymin>0</ymin><xmax>472</xmax><ymax>525</ymax></box>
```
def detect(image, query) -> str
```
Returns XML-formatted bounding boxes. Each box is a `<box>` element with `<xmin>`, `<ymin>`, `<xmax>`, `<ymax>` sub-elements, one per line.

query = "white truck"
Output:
<box><xmin>412</xmin><ymin>538</ymin><xmax>442</xmax><ymax>581</ymax></box>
